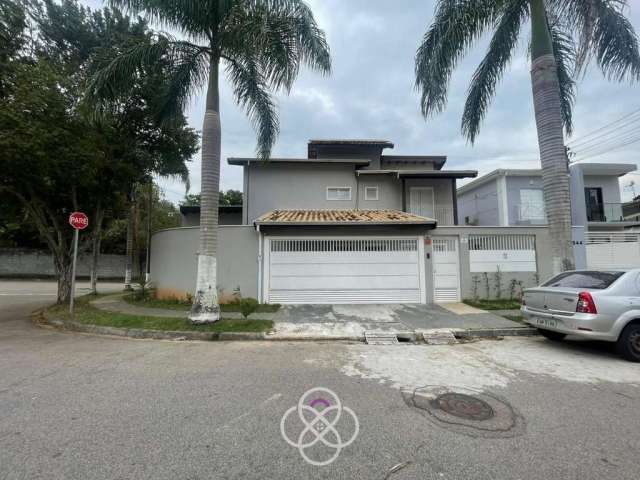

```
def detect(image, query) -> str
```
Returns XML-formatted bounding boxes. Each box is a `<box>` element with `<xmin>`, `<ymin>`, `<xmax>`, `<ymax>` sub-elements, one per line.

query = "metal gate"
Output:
<box><xmin>264</xmin><ymin>237</ymin><xmax>426</xmax><ymax>304</ymax></box>
<box><xmin>586</xmin><ymin>231</ymin><xmax>640</xmax><ymax>269</ymax></box>
<box><xmin>432</xmin><ymin>237</ymin><xmax>461</xmax><ymax>303</ymax></box>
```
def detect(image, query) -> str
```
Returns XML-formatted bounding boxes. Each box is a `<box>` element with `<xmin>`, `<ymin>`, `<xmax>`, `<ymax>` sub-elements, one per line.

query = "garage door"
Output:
<box><xmin>264</xmin><ymin>238</ymin><xmax>425</xmax><ymax>304</ymax></box>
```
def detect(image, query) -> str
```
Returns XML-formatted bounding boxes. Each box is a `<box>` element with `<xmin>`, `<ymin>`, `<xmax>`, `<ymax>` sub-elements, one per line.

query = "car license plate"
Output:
<box><xmin>534</xmin><ymin>317</ymin><xmax>557</xmax><ymax>328</ymax></box>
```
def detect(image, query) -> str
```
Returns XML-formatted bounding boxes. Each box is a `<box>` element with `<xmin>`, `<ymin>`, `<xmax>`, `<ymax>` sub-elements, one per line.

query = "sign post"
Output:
<box><xmin>68</xmin><ymin>212</ymin><xmax>89</xmax><ymax>315</ymax></box>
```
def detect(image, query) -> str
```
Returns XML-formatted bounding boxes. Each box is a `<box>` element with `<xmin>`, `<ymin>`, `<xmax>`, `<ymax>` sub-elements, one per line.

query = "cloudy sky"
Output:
<box><xmin>82</xmin><ymin>0</ymin><xmax>640</xmax><ymax>203</ymax></box>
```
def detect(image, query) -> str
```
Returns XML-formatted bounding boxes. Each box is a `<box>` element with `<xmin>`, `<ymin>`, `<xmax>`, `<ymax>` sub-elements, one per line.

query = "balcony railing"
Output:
<box><xmin>516</xmin><ymin>203</ymin><xmax>547</xmax><ymax>224</ymax></box>
<box><xmin>586</xmin><ymin>203</ymin><xmax>627</xmax><ymax>222</ymax></box>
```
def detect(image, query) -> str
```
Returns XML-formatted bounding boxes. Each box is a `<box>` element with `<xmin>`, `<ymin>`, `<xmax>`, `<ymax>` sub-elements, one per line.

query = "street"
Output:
<box><xmin>1</xmin><ymin>281</ymin><xmax>639</xmax><ymax>479</ymax></box>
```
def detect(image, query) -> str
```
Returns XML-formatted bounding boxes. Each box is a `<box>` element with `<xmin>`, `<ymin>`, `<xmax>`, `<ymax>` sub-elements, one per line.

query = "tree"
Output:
<box><xmin>415</xmin><ymin>0</ymin><xmax>640</xmax><ymax>274</ymax></box>
<box><xmin>0</xmin><ymin>0</ymin><xmax>198</xmax><ymax>303</ymax></box>
<box><xmin>181</xmin><ymin>190</ymin><xmax>243</xmax><ymax>207</ymax></box>
<box><xmin>92</xmin><ymin>0</ymin><xmax>331</xmax><ymax>322</ymax></box>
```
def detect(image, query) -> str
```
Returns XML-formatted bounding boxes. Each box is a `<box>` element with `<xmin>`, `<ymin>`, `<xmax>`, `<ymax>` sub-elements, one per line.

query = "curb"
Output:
<box><xmin>455</xmin><ymin>327</ymin><xmax>539</xmax><ymax>338</ymax></box>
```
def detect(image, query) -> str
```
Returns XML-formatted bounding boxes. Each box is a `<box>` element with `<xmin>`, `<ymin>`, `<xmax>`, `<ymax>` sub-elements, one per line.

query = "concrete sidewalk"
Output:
<box><xmin>89</xmin><ymin>296</ymin><xmax>532</xmax><ymax>341</ymax></box>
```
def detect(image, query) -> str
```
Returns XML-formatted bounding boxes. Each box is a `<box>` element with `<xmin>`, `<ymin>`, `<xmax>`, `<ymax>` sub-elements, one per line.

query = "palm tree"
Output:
<box><xmin>416</xmin><ymin>0</ymin><xmax>640</xmax><ymax>274</ymax></box>
<box><xmin>91</xmin><ymin>1</ymin><xmax>331</xmax><ymax>322</ymax></box>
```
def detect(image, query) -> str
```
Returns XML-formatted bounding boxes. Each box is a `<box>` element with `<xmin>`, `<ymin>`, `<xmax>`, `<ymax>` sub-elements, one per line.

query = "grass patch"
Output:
<box><xmin>122</xmin><ymin>294</ymin><xmax>280</xmax><ymax>313</ymax></box>
<box><xmin>47</xmin><ymin>296</ymin><xmax>273</xmax><ymax>333</ymax></box>
<box><xmin>463</xmin><ymin>298</ymin><xmax>521</xmax><ymax>310</ymax></box>
<box><xmin>500</xmin><ymin>314</ymin><xmax>526</xmax><ymax>324</ymax></box>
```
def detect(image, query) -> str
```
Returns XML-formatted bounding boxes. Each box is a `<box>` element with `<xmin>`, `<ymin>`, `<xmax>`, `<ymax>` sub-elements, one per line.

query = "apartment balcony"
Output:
<box><xmin>587</xmin><ymin>203</ymin><xmax>629</xmax><ymax>223</ymax></box>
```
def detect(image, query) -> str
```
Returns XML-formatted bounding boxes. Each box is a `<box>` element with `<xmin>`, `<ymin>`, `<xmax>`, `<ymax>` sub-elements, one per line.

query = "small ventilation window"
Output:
<box><xmin>326</xmin><ymin>187</ymin><xmax>352</xmax><ymax>201</ymax></box>
<box><xmin>364</xmin><ymin>186</ymin><xmax>379</xmax><ymax>201</ymax></box>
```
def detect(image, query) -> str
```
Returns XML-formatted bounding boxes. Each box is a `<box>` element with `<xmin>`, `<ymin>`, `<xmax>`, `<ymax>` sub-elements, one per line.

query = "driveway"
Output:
<box><xmin>272</xmin><ymin>303</ymin><xmax>520</xmax><ymax>333</ymax></box>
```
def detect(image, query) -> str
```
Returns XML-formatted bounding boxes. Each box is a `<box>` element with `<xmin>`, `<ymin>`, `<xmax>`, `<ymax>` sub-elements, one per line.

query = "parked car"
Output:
<box><xmin>521</xmin><ymin>270</ymin><xmax>640</xmax><ymax>362</ymax></box>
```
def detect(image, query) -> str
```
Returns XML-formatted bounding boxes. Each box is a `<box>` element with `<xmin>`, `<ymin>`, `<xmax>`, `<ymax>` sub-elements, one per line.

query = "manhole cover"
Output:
<box><xmin>431</xmin><ymin>393</ymin><xmax>494</xmax><ymax>421</ymax></box>
<box><xmin>402</xmin><ymin>385</ymin><xmax>525</xmax><ymax>438</ymax></box>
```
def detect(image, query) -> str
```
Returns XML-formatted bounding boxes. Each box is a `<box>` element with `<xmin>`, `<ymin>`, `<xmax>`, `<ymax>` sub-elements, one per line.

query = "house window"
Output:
<box><xmin>364</xmin><ymin>186</ymin><xmax>379</xmax><ymax>201</ymax></box>
<box><xmin>326</xmin><ymin>187</ymin><xmax>352</xmax><ymax>201</ymax></box>
<box><xmin>519</xmin><ymin>189</ymin><xmax>545</xmax><ymax>220</ymax></box>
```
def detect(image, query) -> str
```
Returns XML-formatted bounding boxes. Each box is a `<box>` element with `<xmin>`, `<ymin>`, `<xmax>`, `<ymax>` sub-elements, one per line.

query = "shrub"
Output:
<box><xmin>239</xmin><ymin>297</ymin><xmax>259</xmax><ymax>318</ymax></box>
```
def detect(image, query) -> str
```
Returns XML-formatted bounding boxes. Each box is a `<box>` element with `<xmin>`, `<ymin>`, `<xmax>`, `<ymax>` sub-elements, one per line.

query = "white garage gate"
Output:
<box><xmin>263</xmin><ymin>237</ymin><xmax>426</xmax><ymax>304</ymax></box>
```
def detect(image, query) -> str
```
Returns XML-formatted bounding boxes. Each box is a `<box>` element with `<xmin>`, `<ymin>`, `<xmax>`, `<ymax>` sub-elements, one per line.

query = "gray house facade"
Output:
<box><xmin>457</xmin><ymin>163</ymin><xmax>637</xmax><ymax>230</ymax></box>
<box><xmin>150</xmin><ymin>140</ymin><xmax>560</xmax><ymax>304</ymax></box>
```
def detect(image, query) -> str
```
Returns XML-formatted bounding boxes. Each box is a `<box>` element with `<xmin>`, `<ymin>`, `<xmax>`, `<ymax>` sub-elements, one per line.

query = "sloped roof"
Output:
<box><xmin>255</xmin><ymin>209</ymin><xmax>435</xmax><ymax>225</ymax></box>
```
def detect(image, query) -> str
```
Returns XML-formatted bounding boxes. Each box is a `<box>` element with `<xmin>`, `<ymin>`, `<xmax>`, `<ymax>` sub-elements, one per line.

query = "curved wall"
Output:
<box><xmin>150</xmin><ymin>226</ymin><xmax>258</xmax><ymax>301</ymax></box>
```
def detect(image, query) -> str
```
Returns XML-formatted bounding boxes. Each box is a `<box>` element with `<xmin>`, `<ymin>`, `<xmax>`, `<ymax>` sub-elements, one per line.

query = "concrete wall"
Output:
<box><xmin>356</xmin><ymin>174</ymin><xmax>403</xmax><ymax>210</ymax></box>
<box><xmin>457</xmin><ymin>178</ymin><xmax>500</xmax><ymax>226</ymax></box>
<box><xmin>430</xmin><ymin>226</ymin><xmax>553</xmax><ymax>300</ymax></box>
<box><xmin>150</xmin><ymin>226</ymin><xmax>258</xmax><ymax>301</ymax></box>
<box><xmin>0</xmin><ymin>248</ymin><xmax>131</xmax><ymax>279</ymax></box>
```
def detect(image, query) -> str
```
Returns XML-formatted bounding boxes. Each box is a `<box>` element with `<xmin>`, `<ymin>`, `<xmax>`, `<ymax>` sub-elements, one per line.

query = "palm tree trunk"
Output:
<box><xmin>530</xmin><ymin>0</ymin><xmax>574</xmax><ymax>274</ymax></box>
<box><xmin>189</xmin><ymin>57</ymin><xmax>221</xmax><ymax>323</ymax></box>
<box><xmin>124</xmin><ymin>198</ymin><xmax>135</xmax><ymax>290</ymax></box>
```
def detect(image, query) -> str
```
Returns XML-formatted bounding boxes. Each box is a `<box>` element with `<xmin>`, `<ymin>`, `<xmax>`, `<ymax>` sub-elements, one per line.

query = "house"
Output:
<box><xmin>150</xmin><ymin>140</ymin><xmax>559</xmax><ymax>304</ymax></box>
<box><xmin>457</xmin><ymin>162</ymin><xmax>637</xmax><ymax>230</ymax></box>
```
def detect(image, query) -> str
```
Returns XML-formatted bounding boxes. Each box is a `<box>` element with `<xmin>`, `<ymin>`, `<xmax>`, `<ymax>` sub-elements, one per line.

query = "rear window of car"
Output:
<box><xmin>542</xmin><ymin>271</ymin><xmax>625</xmax><ymax>289</ymax></box>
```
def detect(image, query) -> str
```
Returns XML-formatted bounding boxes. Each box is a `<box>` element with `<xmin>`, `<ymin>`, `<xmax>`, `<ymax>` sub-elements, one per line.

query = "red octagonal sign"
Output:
<box><xmin>69</xmin><ymin>212</ymin><xmax>89</xmax><ymax>230</ymax></box>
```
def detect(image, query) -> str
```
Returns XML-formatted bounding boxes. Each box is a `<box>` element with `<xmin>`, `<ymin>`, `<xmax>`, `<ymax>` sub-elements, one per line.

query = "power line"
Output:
<box><xmin>567</xmin><ymin>106</ymin><xmax>640</xmax><ymax>147</ymax></box>
<box><xmin>573</xmin><ymin>131</ymin><xmax>640</xmax><ymax>158</ymax></box>
<box><xmin>567</xmin><ymin>116</ymin><xmax>640</xmax><ymax>152</ymax></box>
<box><xmin>575</xmin><ymin>136</ymin><xmax>640</xmax><ymax>161</ymax></box>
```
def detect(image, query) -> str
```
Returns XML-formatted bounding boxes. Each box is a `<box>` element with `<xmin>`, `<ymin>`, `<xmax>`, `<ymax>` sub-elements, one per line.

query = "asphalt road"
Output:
<box><xmin>1</xmin><ymin>280</ymin><xmax>639</xmax><ymax>480</ymax></box>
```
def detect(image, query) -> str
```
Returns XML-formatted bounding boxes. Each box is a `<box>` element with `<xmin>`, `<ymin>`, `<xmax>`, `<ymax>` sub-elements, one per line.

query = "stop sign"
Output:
<box><xmin>69</xmin><ymin>212</ymin><xmax>89</xmax><ymax>230</ymax></box>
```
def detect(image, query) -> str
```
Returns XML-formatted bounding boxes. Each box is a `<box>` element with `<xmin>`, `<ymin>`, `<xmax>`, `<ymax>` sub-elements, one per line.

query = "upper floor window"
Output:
<box><xmin>364</xmin><ymin>186</ymin><xmax>379</xmax><ymax>201</ymax></box>
<box><xmin>326</xmin><ymin>187</ymin><xmax>352</xmax><ymax>201</ymax></box>
<box><xmin>519</xmin><ymin>189</ymin><xmax>545</xmax><ymax>220</ymax></box>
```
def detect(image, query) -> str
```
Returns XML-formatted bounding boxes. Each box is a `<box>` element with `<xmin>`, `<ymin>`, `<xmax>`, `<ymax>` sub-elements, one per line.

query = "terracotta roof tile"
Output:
<box><xmin>255</xmin><ymin>209</ymin><xmax>435</xmax><ymax>225</ymax></box>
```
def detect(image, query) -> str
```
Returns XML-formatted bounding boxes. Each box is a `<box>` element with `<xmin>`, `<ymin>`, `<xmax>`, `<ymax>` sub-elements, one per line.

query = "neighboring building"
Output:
<box><xmin>179</xmin><ymin>205</ymin><xmax>243</xmax><ymax>227</ymax></box>
<box><xmin>457</xmin><ymin>163</ymin><xmax>637</xmax><ymax>231</ymax></box>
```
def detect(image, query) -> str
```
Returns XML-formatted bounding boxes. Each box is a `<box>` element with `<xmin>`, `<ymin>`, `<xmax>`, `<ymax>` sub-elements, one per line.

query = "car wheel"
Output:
<box><xmin>617</xmin><ymin>323</ymin><xmax>640</xmax><ymax>362</ymax></box>
<box><xmin>538</xmin><ymin>329</ymin><xmax>566</xmax><ymax>341</ymax></box>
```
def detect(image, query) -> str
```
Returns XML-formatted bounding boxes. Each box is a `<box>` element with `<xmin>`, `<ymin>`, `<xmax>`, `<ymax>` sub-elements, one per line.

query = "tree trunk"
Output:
<box><xmin>190</xmin><ymin>57</ymin><xmax>221</xmax><ymax>323</ymax></box>
<box><xmin>54</xmin><ymin>252</ymin><xmax>73</xmax><ymax>304</ymax></box>
<box><xmin>124</xmin><ymin>198</ymin><xmax>135</xmax><ymax>290</ymax></box>
<box><xmin>530</xmin><ymin>0</ymin><xmax>575</xmax><ymax>275</ymax></box>
<box><xmin>90</xmin><ymin>204</ymin><xmax>104</xmax><ymax>295</ymax></box>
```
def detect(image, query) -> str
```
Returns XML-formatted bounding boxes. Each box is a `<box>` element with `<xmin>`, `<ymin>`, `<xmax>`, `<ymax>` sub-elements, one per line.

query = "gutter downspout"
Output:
<box><xmin>257</xmin><ymin>224</ymin><xmax>263</xmax><ymax>302</ymax></box>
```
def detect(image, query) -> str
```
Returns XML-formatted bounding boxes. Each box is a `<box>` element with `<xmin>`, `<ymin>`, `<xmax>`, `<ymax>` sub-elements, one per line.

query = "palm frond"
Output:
<box><xmin>548</xmin><ymin>17</ymin><xmax>577</xmax><ymax>136</ymax></box>
<box><xmin>462</xmin><ymin>0</ymin><xmax>528</xmax><ymax>143</ymax></box>
<box><xmin>87</xmin><ymin>34</ymin><xmax>210</xmax><ymax>123</ymax></box>
<box><xmin>415</xmin><ymin>0</ymin><xmax>502</xmax><ymax>118</ymax></box>
<box><xmin>222</xmin><ymin>0</ymin><xmax>330</xmax><ymax>92</ymax></box>
<box><xmin>553</xmin><ymin>0</ymin><xmax>640</xmax><ymax>81</ymax></box>
<box><xmin>225</xmin><ymin>55</ymin><xmax>279</xmax><ymax>160</ymax></box>
<box><xmin>107</xmin><ymin>0</ymin><xmax>233</xmax><ymax>40</ymax></box>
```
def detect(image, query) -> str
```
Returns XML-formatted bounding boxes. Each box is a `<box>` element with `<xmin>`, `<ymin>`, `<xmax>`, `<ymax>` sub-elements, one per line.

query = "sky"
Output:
<box><xmin>81</xmin><ymin>0</ymin><xmax>640</xmax><ymax>203</ymax></box>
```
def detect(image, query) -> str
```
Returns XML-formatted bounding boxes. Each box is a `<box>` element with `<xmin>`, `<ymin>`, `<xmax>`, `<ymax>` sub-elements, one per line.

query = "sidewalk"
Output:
<box><xmin>89</xmin><ymin>295</ymin><xmax>535</xmax><ymax>342</ymax></box>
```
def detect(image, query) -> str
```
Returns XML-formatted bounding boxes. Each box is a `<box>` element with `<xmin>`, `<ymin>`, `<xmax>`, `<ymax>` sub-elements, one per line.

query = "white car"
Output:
<box><xmin>521</xmin><ymin>270</ymin><xmax>640</xmax><ymax>362</ymax></box>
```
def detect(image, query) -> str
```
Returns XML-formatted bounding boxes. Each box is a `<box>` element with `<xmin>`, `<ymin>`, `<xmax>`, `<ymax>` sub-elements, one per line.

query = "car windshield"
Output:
<box><xmin>542</xmin><ymin>271</ymin><xmax>625</xmax><ymax>289</ymax></box>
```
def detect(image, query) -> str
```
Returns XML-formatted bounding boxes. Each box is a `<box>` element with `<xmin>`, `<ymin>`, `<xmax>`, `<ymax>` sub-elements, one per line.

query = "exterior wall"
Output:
<box><xmin>244</xmin><ymin>163</ymin><xmax>358</xmax><ymax>222</ymax></box>
<box><xmin>505</xmin><ymin>175</ymin><xmax>546</xmax><ymax>226</ymax></box>
<box><xmin>457</xmin><ymin>178</ymin><xmax>500</xmax><ymax>226</ymax></box>
<box><xmin>0</xmin><ymin>248</ymin><xmax>132</xmax><ymax>279</ymax></box>
<box><xmin>356</xmin><ymin>174</ymin><xmax>403</xmax><ymax>210</ymax></box>
<box><xmin>430</xmin><ymin>226</ymin><xmax>553</xmax><ymax>300</ymax></box>
<box><xmin>380</xmin><ymin>159</ymin><xmax>436</xmax><ymax>170</ymax></box>
<box><xmin>150</xmin><ymin>226</ymin><xmax>258</xmax><ymax>301</ymax></box>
